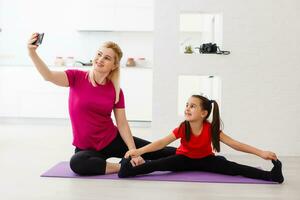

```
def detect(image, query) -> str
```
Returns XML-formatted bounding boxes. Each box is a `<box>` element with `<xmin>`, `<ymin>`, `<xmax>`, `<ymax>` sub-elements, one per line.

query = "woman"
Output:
<box><xmin>27</xmin><ymin>33</ymin><xmax>175</xmax><ymax>175</ymax></box>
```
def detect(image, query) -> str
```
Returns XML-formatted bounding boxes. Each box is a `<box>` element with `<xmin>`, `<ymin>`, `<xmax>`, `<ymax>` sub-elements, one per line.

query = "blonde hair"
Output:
<box><xmin>88</xmin><ymin>41</ymin><xmax>123</xmax><ymax>103</ymax></box>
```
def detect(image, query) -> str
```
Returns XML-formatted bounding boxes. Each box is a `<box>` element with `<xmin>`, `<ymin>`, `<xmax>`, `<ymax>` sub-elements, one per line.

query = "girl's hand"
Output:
<box><xmin>27</xmin><ymin>33</ymin><xmax>39</xmax><ymax>53</ymax></box>
<box><xmin>130</xmin><ymin>156</ymin><xmax>145</xmax><ymax>167</ymax></box>
<box><xmin>260</xmin><ymin>150</ymin><xmax>278</xmax><ymax>160</ymax></box>
<box><xmin>125</xmin><ymin>149</ymin><xmax>141</xmax><ymax>158</ymax></box>
<box><xmin>124</xmin><ymin>149</ymin><xmax>144</xmax><ymax>166</ymax></box>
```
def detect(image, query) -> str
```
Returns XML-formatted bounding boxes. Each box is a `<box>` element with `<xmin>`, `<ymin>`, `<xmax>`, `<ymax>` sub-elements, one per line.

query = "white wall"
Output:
<box><xmin>0</xmin><ymin>0</ymin><xmax>153</xmax><ymax>67</ymax></box>
<box><xmin>153</xmin><ymin>0</ymin><xmax>300</xmax><ymax>156</ymax></box>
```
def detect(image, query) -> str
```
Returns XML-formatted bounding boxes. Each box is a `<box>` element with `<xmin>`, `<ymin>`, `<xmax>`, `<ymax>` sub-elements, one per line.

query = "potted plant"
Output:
<box><xmin>184</xmin><ymin>45</ymin><xmax>194</xmax><ymax>54</ymax></box>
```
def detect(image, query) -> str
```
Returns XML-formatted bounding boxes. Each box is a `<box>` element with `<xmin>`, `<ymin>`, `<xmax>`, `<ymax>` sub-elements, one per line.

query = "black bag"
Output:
<box><xmin>196</xmin><ymin>43</ymin><xmax>230</xmax><ymax>55</ymax></box>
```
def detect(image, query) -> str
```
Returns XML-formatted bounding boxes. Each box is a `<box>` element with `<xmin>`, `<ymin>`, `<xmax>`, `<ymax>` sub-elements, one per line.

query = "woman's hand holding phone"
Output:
<box><xmin>28</xmin><ymin>33</ymin><xmax>44</xmax><ymax>53</ymax></box>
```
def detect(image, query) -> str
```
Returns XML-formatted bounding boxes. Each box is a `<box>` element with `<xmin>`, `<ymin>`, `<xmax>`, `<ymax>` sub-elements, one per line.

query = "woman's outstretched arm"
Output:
<box><xmin>27</xmin><ymin>33</ymin><xmax>69</xmax><ymax>87</ymax></box>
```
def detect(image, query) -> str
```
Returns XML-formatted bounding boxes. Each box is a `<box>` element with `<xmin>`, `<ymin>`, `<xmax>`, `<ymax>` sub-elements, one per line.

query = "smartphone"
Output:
<box><xmin>32</xmin><ymin>33</ymin><xmax>44</xmax><ymax>45</ymax></box>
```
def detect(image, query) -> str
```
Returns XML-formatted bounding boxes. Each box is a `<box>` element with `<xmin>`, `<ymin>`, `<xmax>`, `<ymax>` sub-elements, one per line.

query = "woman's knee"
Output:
<box><xmin>70</xmin><ymin>151</ymin><xmax>87</xmax><ymax>175</ymax></box>
<box><xmin>69</xmin><ymin>151</ymin><xmax>106</xmax><ymax>175</ymax></box>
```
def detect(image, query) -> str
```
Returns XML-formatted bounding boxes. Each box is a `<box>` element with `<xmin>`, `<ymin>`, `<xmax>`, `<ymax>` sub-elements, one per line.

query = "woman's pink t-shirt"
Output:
<box><xmin>65</xmin><ymin>69</ymin><xmax>125</xmax><ymax>151</ymax></box>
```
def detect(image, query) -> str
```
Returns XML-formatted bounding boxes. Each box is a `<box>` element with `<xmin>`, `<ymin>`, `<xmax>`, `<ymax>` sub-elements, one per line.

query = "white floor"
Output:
<box><xmin>0</xmin><ymin>118</ymin><xmax>299</xmax><ymax>200</ymax></box>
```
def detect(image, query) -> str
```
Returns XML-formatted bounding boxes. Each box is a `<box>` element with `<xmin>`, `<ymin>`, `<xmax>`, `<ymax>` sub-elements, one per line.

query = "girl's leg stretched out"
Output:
<box><xmin>118</xmin><ymin>155</ymin><xmax>284</xmax><ymax>183</ymax></box>
<box><xmin>189</xmin><ymin>155</ymin><xmax>284</xmax><ymax>183</ymax></box>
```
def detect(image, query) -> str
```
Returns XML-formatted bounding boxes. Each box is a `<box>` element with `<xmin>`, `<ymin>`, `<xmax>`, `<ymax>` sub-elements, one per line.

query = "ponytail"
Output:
<box><xmin>211</xmin><ymin>100</ymin><xmax>221</xmax><ymax>152</ymax></box>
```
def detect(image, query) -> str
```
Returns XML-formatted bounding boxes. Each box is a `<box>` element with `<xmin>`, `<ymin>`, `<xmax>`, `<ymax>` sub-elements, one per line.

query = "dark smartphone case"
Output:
<box><xmin>32</xmin><ymin>33</ymin><xmax>44</xmax><ymax>45</ymax></box>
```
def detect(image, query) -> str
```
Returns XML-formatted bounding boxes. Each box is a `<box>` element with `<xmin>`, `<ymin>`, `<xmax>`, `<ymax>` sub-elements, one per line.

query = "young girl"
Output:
<box><xmin>118</xmin><ymin>95</ymin><xmax>284</xmax><ymax>183</ymax></box>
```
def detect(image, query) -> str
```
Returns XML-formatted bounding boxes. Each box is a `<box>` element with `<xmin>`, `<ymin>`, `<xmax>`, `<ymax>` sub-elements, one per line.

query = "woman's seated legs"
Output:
<box><xmin>70</xmin><ymin>150</ymin><xmax>107</xmax><ymax>175</ymax></box>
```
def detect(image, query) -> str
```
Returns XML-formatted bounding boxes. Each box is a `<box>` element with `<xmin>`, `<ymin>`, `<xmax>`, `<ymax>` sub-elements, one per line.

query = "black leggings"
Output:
<box><xmin>121</xmin><ymin>154</ymin><xmax>272</xmax><ymax>181</ymax></box>
<box><xmin>69</xmin><ymin>134</ymin><xmax>176</xmax><ymax>175</ymax></box>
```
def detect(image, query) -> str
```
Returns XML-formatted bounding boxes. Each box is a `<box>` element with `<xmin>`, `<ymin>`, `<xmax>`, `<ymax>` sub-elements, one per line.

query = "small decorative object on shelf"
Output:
<box><xmin>195</xmin><ymin>43</ymin><xmax>230</xmax><ymax>55</ymax></box>
<box><xmin>126</xmin><ymin>58</ymin><xmax>136</xmax><ymax>67</ymax></box>
<box><xmin>54</xmin><ymin>57</ymin><xmax>65</xmax><ymax>67</ymax></box>
<box><xmin>135</xmin><ymin>57</ymin><xmax>147</xmax><ymax>67</ymax></box>
<box><xmin>65</xmin><ymin>56</ymin><xmax>75</xmax><ymax>67</ymax></box>
<box><xmin>74</xmin><ymin>60</ymin><xmax>93</xmax><ymax>67</ymax></box>
<box><xmin>184</xmin><ymin>45</ymin><xmax>194</xmax><ymax>54</ymax></box>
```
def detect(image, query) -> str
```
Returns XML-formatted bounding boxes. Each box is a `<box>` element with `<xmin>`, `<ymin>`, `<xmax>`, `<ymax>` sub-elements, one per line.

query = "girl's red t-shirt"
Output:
<box><xmin>173</xmin><ymin>121</ymin><xmax>214</xmax><ymax>159</ymax></box>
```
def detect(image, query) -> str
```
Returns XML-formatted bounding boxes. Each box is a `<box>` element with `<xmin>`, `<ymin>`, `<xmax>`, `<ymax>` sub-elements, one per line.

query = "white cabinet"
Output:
<box><xmin>0</xmin><ymin>67</ymin><xmax>69</xmax><ymax>118</ymax></box>
<box><xmin>0</xmin><ymin>66</ymin><xmax>152</xmax><ymax>121</ymax></box>
<box><xmin>76</xmin><ymin>0</ymin><xmax>116</xmax><ymax>31</ymax></box>
<box><xmin>114</xmin><ymin>0</ymin><xmax>153</xmax><ymax>31</ymax></box>
<box><xmin>76</xmin><ymin>0</ymin><xmax>153</xmax><ymax>31</ymax></box>
<box><xmin>0</xmin><ymin>67</ymin><xmax>21</xmax><ymax>117</ymax></box>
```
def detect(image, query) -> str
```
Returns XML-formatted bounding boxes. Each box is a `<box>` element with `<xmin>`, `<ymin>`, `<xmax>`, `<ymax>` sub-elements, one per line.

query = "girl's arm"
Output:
<box><xmin>125</xmin><ymin>133</ymin><xmax>177</xmax><ymax>158</ymax></box>
<box><xmin>28</xmin><ymin>33</ymin><xmax>69</xmax><ymax>87</ymax></box>
<box><xmin>220</xmin><ymin>131</ymin><xmax>277</xmax><ymax>160</ymax></box>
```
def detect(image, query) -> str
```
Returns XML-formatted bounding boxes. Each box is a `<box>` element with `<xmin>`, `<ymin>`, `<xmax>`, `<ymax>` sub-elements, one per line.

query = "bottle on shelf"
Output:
<box><xmin>126</xmin><ymin>58</ymin><xmax>136</xmax><ymax>67</ymax></box>
<box><xmin>54</xmin><ymin>57</ymin><xmax>65</xmax><ymax>67</ymax></box>
<box><xmin>65</xmin><ymin>56</ymin><xmax>75</xmax><ymax>67</ymax></box>
<box><xmin>136</xmin><ymin>57</ymin><xmax>147</xmax><ymax>67</ymax></box>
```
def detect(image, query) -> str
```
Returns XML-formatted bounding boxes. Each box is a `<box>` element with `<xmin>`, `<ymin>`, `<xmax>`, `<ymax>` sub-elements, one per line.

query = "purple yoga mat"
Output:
<box><xmin>41</xmin><ymin>161</ymin><xmax>276</xmax><ymax>184</ymax></box>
